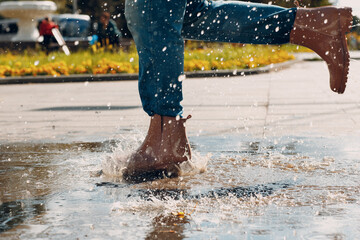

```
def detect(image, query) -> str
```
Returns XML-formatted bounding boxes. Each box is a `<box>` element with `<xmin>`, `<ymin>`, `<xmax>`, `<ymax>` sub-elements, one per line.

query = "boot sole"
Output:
<box><xmin>336</xmin><ymin>7</ymin><xmax>352</xmax><ymax>94</ymax></box>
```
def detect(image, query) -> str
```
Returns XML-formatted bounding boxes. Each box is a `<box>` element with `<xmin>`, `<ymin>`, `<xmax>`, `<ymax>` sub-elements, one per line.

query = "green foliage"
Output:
<box><xmin>352</xmin><ymin>16</ymin><xmax>360</xmax><ymax>33</ymax></box>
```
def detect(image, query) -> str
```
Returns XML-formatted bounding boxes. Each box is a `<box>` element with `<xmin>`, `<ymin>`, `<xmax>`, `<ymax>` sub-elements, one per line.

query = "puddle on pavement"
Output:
<box><xmin>1</xmin><ymin>134</ymin><xmax>359</xmax><ymax>239</ymax></box>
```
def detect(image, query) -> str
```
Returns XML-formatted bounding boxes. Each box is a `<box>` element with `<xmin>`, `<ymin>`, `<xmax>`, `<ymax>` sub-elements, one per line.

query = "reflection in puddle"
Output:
<box><xmin>0</xmin><ymin>198</ymin><xmax>46</xmax><ymax>233</ymax></box>
<box><xmin>146</xmin><ymin>214</ymin><xmax>190</xmax><ymax>240</ymax></box>
<box><xmin>0</xmin><ymin>141</ymin><xmax>115</xmax><ymax>203</ymax></box>
<box><xmin>0</xmin><ymin>135</ymin><xmax>359</xmax><ymax>239</ymax></box>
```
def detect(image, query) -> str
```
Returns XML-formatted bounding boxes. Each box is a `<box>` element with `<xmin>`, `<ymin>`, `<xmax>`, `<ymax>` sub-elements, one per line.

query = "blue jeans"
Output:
<box><xmin>125</xmin><ymin>0</ymin><xmax>296</xmax><ymax>117</ymax></box>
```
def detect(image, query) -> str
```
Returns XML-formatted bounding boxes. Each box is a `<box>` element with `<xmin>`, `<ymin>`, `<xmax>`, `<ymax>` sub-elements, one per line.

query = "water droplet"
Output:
<box><xmin>178</xmin><ymin>75</ymin><xmax>186</xmax><ymax>82</ymax></box>
<box><xmin>162</xmin><ymin>46</ymin><xmax>167</xmax><ymax>52</ymax></box>
<box><xmin>34</xmin><ymin>60</ymin><xmax>40</xmax><ymax>66</ymax></box>
<box><xmin>324</xmin><ymin>19</ymin><xmax>328</xmax><ymax>24</ymax></box>
<box><xmin>325</xmin><ymin>51</ymin><xmax>329</xmax><ymax>55</ymax></box>
<box><xmin>275</xmin><ymin>26</ymin><xmax>280</xmax><ymax>32</ymax></box>
<box><xmin>130</xmin><ymin>58</ymin><xmax>134</xmax><ymax>62</ymax></box>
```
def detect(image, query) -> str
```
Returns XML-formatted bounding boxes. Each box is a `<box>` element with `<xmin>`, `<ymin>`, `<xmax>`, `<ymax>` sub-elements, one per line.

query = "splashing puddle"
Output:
<box><xmin>1</xmin><ymin>134</ymin><xmax>359</xmax><ymax>238</ymax></box>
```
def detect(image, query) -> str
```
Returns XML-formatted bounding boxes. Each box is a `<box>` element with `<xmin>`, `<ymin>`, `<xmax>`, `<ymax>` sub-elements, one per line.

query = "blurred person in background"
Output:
<box><xmin>39</xmin><ymin>16</ymin><xmax>59</xmax><ymax>54</ymax></box>
<box><xmin>96</xmin><ymin>12</ymin><xmax>122</xmax><ymax>47</ymax></box>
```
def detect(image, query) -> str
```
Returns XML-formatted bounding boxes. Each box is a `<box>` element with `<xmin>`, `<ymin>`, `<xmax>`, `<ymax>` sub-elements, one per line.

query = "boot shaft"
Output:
<box><xmin>290</xmin><ymin>7</ymin><xmax>352</xmax><ymax>47</ymax></box>
<box><xmin>289</xmin><ymin>6</ymin><xmax>352</xmax><ymax>93</ymax></box>
<box><xmin>162</xmin><ymin>115</ymin><xmax>192</xmax><ymax>159</ymax></box>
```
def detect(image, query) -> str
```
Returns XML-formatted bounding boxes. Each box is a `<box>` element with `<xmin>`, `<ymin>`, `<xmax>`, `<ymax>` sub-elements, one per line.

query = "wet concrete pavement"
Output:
<box><xmin>1</xmin><ymin>59</ymin><xmax>360</xmax><ymax>239</ymax></box>
<box><xmin>0</xmin><ymin>60</ymin><xmax>359</xmax><ymax>142</ymax></box>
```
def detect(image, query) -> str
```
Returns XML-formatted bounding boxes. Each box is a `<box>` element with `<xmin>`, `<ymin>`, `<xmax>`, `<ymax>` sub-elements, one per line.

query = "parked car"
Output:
<box><xmin>50</xmin><ymin>14</ymin><xmax>91</xmax><ymax>45</ymax></box>
<box><xmin>0</xmin><ymin>14</ymin><xmax>91</xmax><ymax>47</ymax></box>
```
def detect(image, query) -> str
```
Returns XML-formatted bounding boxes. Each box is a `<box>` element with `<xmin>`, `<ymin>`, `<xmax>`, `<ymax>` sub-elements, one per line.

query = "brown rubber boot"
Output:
<box><xmin>290</xmin><ymin>7</ymin><xmax>353</xmax><ymax>93</ymax></box>
<box><xmin>123</xmin><ymin>114</ymin><xmax>192</xmax><ymax>179</ymax></box>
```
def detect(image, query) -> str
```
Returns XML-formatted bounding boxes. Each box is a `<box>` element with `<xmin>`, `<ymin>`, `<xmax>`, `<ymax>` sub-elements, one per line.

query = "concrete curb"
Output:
<box><xmin>294</xmin><ymin>51</ymin><xmax>360</xmax><ymax>61</ymax></box>
<box><xmin>0</xmin><ymin>59</ymin><xmax>301</xmax><ymax>85</ymax></box>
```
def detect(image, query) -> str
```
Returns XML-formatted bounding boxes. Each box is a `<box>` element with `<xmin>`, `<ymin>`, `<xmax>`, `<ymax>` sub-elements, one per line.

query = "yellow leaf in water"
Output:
<box><xmin>172</xmin><ymin>211</ymin><xmax>185</xmax><ymax>218</ymax></box>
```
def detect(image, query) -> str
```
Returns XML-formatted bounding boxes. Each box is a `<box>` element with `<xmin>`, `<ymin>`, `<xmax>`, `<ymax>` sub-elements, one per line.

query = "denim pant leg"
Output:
<box><xmin>183</xmin><ymin>1</ymin><xmax>297</xmax><ymax>44</ymax></box>
<box><xmin>125</xmin><ymin>0</ymin><xmax>187</xmax><ymax>117</ymax></box>
<box><xmin>125</xmin><ymin>0</ymin><xmax>297</xmax><ymax>117</ymax></box>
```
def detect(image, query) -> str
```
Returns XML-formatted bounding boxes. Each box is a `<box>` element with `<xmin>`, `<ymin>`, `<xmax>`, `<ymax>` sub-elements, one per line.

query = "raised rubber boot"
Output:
<box><xmin>290</xmin><ymin>7</ymin><xmax>353</xmax><ymax>93</ymax></box>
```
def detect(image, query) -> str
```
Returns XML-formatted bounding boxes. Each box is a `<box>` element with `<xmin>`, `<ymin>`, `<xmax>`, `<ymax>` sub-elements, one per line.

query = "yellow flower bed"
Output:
<box><xmin>184</xmin><ymin>43</ymin><xmax>296</xmax><ymax>71</ymax></box>
<box><xmin>0</xmin><ymin>58</ymin><xmax>138</xmax><ymax>77</ymax></box>
<box><xmin>92</xmin><ymin>59</ymin><xmax>137</xmax><ymax>74</ymax></box>
<box><xmin>0</xmin><ymin>43</ymin><xmax>296</xmax><ymax>78</ymax></box>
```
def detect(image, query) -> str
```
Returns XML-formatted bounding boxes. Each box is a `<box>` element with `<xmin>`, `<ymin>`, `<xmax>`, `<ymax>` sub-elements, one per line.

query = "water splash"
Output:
<box><xmin>101</xmin><ymin>132</ymin><xmax>143</xmax><ymax>178</ymax></box>
<box><xmin>100</xmin><ymin>133</ymin><xmax>210</xmax><ymax>180</ymax></box>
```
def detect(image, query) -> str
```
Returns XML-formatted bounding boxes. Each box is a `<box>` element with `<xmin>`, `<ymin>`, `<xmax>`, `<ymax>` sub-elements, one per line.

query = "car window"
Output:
<box><xmin>0</xmin><ymin>22</ymin><xmax>18</xmax><ymax>34</ymax></box>
<box><xmin>57</xmin><ymin>18</ymin><xmax>90</xmax><ymax>38</ymax></box>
